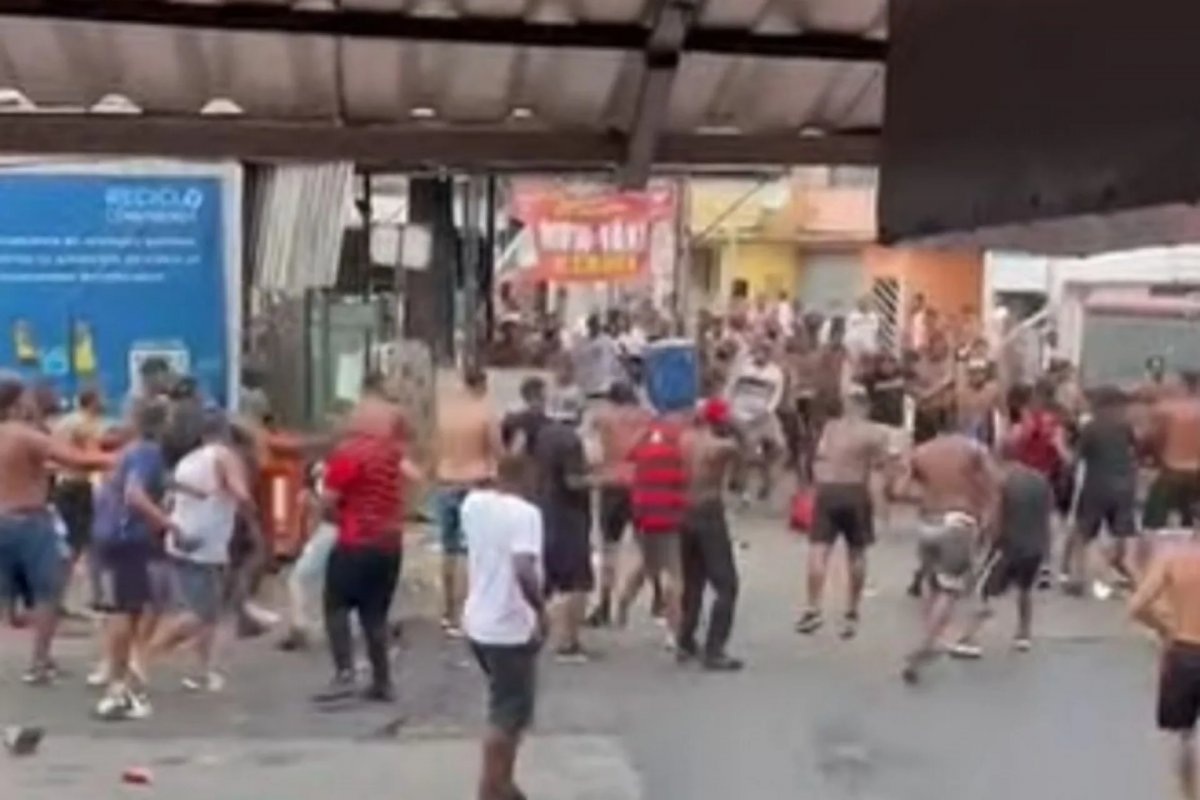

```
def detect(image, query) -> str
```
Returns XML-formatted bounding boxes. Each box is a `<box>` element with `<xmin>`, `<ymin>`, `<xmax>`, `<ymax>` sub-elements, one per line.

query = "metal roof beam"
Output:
<box><xmin>618</xmin><ymin>0</ymin><xmax>696</xmax><ymax>188</ymax></box>
<box><xmin>0</xmin><ymin>115</ymin><xmax>879</xmax><ymax>168</ymax></box>
<box><xmin>0</xmin><ymin>1</ymin><xmax>886</xmax><ymax>61</ymax></box>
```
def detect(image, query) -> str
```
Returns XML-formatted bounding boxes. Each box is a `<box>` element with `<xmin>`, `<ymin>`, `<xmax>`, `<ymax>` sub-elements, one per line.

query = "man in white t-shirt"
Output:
<box><xmin>726</xmin><ymin>339</ymin><xmax>786</xmax><ymax>503</ymax></box>
<box><xmin>844</xmin><ymin>296</ymin><xmax>881</xmax><ymax>364</ymax></box>
<box><xmin>146</xmin><ymin>413</ymin><xmax>253</xmax><ymax>694</ymax></box>
<box><xmin>462</xmin><ymin>454</ymin><xmax>545</xmax><ymax>800</ymax></box>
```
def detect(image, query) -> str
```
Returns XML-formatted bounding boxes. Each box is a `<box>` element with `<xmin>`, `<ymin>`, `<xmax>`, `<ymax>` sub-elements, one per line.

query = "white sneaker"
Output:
<box><xmin>124</xmin><ymin>691</ymin><xmax>153</xmax><ymax>720</ymax></box>
<box><xmin>86</xmin><ymin>662</ymin><xmax>111</xmax><ymax>689</ymax></box>
<box><xmin>94</xmin><ymin>692</ymin><xmax>127</xmax><ymax>721</ymax></box>
<box><xmin>1013</xmin><ymin>638</ymin><xmax>1033</xmax><ymax>653</ymax></box>
<box><xmin>94</xmin><ymin>687</ymin><xmax>151</xmax><ymax>721</ymax></box>
<box><xmin>244</xmin><ymin>602</ymin><xmax>281</xmax><ymax>628</ymax></box>
<box><xmin>948</xmin><ymin>642</ymin><xmax>984</xmax><ymax>660</ymax></box>
<box><xmin>182</xmin><ymin>672</ymin><xmax>226</xmax><ymax>693</ymax></box>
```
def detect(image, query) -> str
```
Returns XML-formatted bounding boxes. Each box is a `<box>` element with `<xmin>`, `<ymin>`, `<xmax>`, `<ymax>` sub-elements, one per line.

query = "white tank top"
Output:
<box><xmin>168</xmin><ymin>444</ymin><xmax>238</xmax><ymax>565</ymax></box>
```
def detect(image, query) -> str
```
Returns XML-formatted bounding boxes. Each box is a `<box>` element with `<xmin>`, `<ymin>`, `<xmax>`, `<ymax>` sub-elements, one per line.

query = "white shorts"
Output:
<box><xmin>293</xmin><ymin>523</ymin><xmax>337</xmax><ymax>584</ymax></box>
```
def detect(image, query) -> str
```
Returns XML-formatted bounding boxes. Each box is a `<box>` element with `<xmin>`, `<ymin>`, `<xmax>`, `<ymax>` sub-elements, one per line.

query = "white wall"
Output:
<box><xmin>987</xmin><ymin>246</ymin><xmax>1200</xmax><ymax>367</ymax></box>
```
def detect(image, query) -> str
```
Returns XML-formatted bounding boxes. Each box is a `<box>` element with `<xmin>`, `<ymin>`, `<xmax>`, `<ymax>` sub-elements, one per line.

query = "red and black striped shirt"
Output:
<box><xmin>630</xmin><ymin>420</ymin><xmax>687</xmax><ymax>535</ymax></box>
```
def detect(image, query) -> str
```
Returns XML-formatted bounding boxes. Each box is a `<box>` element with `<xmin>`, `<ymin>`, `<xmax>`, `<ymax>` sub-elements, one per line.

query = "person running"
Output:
<box><xmin>1130</xmin><ymin>523</ymin><xmax>1200</xmax><ymax>800</ymax></box>
<box><xmin>91</xmin><ymin>401</ymin><xmax>176</xmax><ymax>719</ymax></box>
<box><xmin>796</xmin><ymin>389</ymin><xmax>895</xmax><ymax>640</ymax></box>
<box><xmin>1144</xmin><ymin>372</ymin><xmax>1200</xmax><ymax>550</ymax></box>
<box><xmin>278</xmin><ymin>461</ymin><xmax>338</xmax><ymax>652</ymax></box>
<box><xmin>462</xmin><ymin>454</ymin><xmax>545</xmax><ymax>800</ymax></box>
<box><xmin>677</xmin><ymin>398</ymin><xmax>743</xmax><ymax>671</ymax></box>
<box><xmin>901</xmin><ymin>413</ymin><xmax>997</xmax><ymax>684</ymax></box>
<box><xmin>146</xmin><ymin>413</ymin><xmax>254</xmax><ymax>693</ymax></box>
<box><xmin>1067</xmin><ymin>386</ymin><xmax>1140</xmax><ymax>593</ymax></box>
<box><xmin>0</xmin><ymin>377</ymin><xmax>110</xmax><ymax>684</ymax></box>
<box><xmin>586</xmin><ymin>382</ymin><xmax>652</xmax><ymax>627</ymax></box>
<box><xmin>315</xmin><ymin>388</ymin><xmax>419</xmax><ymax>703</ymax></box>
<box><xmin>533</xmin><ymin>393</ymin><xmax>594</xmax><ymax>663</ymax></box>
<box><xmin>435</xmin><ymin>367</ymin><xmax>503</xmax><ymax>636</ymax></box>
<box><xmin>950</xmin><ymin>438</ymin><xmax>1053</xmax><ymax>658</ymax></box>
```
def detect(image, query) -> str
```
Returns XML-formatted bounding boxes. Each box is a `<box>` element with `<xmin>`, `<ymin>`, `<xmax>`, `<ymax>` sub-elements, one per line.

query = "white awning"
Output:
<box><xmin>0</xmin><ymin>0</ymin><xmax>885</xmax><ymax>175</ymax></box>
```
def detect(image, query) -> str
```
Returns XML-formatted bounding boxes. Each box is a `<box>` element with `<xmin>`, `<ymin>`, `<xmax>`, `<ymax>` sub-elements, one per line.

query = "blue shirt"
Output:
<box><xmin>93</xmin><ymin>440</ymin><xmax>166</xmax><ymax>546</ymax></box>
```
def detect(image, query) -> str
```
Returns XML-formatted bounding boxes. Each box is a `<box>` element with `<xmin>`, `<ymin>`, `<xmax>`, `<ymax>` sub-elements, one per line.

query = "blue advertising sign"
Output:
<box><xmin>0</xmin><ymin>173</ymin><xmax>230</xmax><ymax>407</ymax></box>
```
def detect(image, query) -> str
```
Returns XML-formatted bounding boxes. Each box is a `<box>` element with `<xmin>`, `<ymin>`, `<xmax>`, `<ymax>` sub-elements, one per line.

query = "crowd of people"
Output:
<box><xmin>0</xmin><ymin>357</ymin><xmax>273</xmax><ymax>720</ymax></box>
<box><xmin>9</xmin><ymin>294</ymin><xmax>1200</xmax><ymax>800</ymax></box>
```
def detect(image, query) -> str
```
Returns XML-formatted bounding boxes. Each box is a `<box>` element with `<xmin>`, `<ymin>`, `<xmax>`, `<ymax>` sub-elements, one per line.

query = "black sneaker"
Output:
<box><xmin>901</xmin><ymin>663</ymin><xmax>920</xmax><ymax>685</ymax></box>
<box><xmin>794</xmin><ymin>609</ymin><xmax>823</xmax><ymax>635</ymax></box>
<box><xmin>675</xmin><ymin>641</ymin><xmax>699</xmax><ymax>665</ymax></box>
<box><xmin>277</xmin><ymin>629</ymin><xmax>310</xmax><ymax>653</ymax></box>
<box><xmin>702</xmin><ymin>654</ymin><xmax>745</xmax><ymax>672</ymax></box>
<box><xmin>585</xmin><ymin>603</ymin><xmax>611</xmax><ymax>628</ymax></box>
<box><xmin>312</xmin><ymin>671</ymin><xmax>356</xmax><ymax>703</ymax></box>
<box><xmin>237</xmin><ymin>614</ymin><xmax>268</xmax><ymax>640</ymax></box>
<box><xmin>361</xmin><ymin>684</ymin><xmax>395</xmax><ymax>704</ymax></box>
<box><xmin>839</xmin><ymin>612</ymin><xmax>860</xmax><ymax>640</ymax></box>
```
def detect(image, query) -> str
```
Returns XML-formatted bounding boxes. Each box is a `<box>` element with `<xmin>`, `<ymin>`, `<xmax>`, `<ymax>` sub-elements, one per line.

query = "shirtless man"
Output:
<box><xmin>435</xmin><ymin>367</ymin><xmax>503</xmax><ymax>635</ymax></box>
<box><xmin>1130</xmin><ymin>523</ymin><xmax>1200</xmax><ymax>800</ymax></box>
<box><xmin>0</xmin><ymin>376</ymin><xmax>111</xmax><ymax>682</ymax></box>
<box><xmin>911</xmin><ymin>337</ymin><xmax>955</xmax><ymax>445</ymax></box>
<box><xmin>1144</xmin><ymin>373</ymin><xmax>1200</xmax><ymax>552</ymax></box>
<box><xmin>786</xmin><ymin>329</ymin><xmax>823</xmax><ymax>482</ymax></box>
<box><xmin>901</xmin><ymin>413</ymin><xmax>997</xmax><ymax>684</ymax></box>
<box><xmin>677</xmin><ymin>398</ymin><xmax>743</xmax><ymax>671</ymax></box>
<box><xmin>586</xmin><ymin>383</ymin><xmax>652</xmax><ymax>627</ymax></box>
<box><xmin>956</xmin><ymin>359</ymin><xmax>1002</xmax><ymax>447</ymax></box>
<box><xmin>796</xmin><ymin>389</ymin><xmax>895</xmax><ymax>639</ymax></box>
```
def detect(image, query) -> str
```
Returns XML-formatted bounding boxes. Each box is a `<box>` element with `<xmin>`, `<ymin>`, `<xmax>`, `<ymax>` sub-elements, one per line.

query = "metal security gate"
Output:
<box><xmin>870</xmin><ymin>275</ymin><xmax>901</xmax><ymax>352</ymax></box>
<box><xmin>797</xmin><ymin>250</ymin><xmax>865</xmax><ymax>315</ymax></box>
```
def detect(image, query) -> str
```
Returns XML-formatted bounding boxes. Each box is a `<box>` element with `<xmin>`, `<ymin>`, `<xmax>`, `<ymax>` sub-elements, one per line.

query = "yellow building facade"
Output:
<box><xmin>686</xmin><ymin>173</ymin><xmax>984</xmax><ymax>325</ymax></box>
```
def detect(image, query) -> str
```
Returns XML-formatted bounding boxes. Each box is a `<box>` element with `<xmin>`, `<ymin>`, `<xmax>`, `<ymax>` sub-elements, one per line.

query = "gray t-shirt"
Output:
<box><xmin>571</xmin><ymin>335</ymin><xmax>622</xmax><ymax>398</ymax></box>
<box><xmin>998</xmin><ymin>465</ymin><xmax>1053</xmax><ymax>559</ymax></box>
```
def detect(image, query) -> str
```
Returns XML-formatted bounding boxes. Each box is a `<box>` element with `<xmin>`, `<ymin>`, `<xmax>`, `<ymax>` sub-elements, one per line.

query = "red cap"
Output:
<box><xmin>698</xmin><ymin>397</ymin><xmax>730</xmax><ymax>426</ymax></box>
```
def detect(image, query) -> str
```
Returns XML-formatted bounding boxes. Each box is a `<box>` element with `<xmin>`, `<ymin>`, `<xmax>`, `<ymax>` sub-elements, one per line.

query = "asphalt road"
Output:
<box><xmin>0</xmin><ymin>502</ymin><xmax>1171</xmax><ymax>799</ymax></box>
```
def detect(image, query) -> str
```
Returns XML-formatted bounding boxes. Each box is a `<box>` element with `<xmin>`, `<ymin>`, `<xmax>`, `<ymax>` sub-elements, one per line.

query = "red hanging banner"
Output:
<box><xmin>511</xmin><ymin>183</ymin><xmax>676</xmax><ymax>283</ymax></box>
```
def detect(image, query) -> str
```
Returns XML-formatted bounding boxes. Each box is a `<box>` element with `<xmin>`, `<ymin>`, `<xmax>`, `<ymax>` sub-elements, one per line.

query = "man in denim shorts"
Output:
<box><xmin>0</xmin><ymin>375</ymin><xmax>110</xmax><ymax>684</ymax></box>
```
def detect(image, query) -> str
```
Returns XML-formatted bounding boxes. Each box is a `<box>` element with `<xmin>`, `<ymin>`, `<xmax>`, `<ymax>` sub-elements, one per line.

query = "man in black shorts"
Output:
<box><xmin>533</xmin><ymin>394</ymin><xmax>595</xmax><ymax>663</ymax></box>
<box><xmin>951</xmin><ymin>439</ymin><xmax>1053</xmax><ymax>657</ymax></box>
<box><xmin>1068</xmin><ymin>387</ymin><xmax>1140</xmax><ymax>592</ymax></box>
<box><xmin>795</xmin><ymin>390</ymin><xmax>894</xmax><ymax>640</ymax></box>
<box><xmin>1144</xmin><ymin>373</ymin><xmax>1200</xmax><ymax>553</ymax></box>
<box><xmin>586</xmin><ymin>383</ymin><xmax>651</xmax><ymax>627</ymax></box>
<box><xmin>462</xmin><ymin>454</ymin><xmax>544</xmax><ymax>800</ymax></box>
<box><xmin>1130</xmin><ymin>520</ymin><xmax>1200</xmax><ymax>800</ymax></box>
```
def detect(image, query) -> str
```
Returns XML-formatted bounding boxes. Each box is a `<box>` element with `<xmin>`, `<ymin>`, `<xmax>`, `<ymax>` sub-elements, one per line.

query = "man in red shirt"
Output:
<box><xmin>616</xmin><ymin>413</ymin><xmax>688</xmax><ymax>643</ymax></box>
<box><xmin>315</xmin><ymin>382</ymin><xmax>420</xmax><ymax>703</ymax></box>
